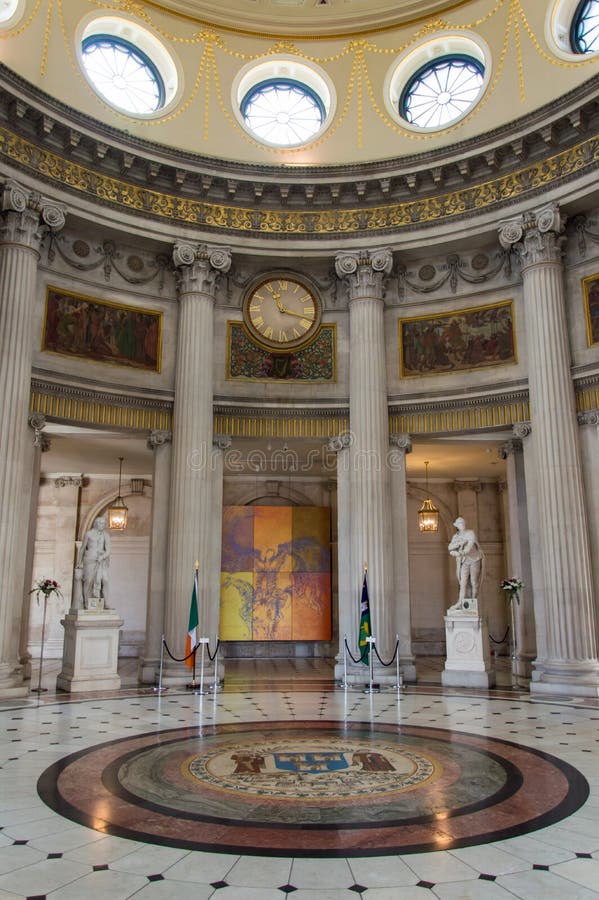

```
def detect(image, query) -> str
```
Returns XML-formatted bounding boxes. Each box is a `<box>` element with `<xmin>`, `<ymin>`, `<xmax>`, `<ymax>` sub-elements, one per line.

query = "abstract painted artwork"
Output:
<box><xmin>42</xmin><ymin>287</ymin><xmax>162</xmax><ymax>372</ymax></box>
<box><xmin>227</xmin><ymin>322</ymin><xmax>335</xmax><ymax>381</ymax></box>
<box><xmin>220</xmin><ymin>506</ymin><xmax>331</xmax><ymax>641</ymax></box>
<box><xmin>399</xmin><ymin>300</ymin><xmax>516</xmax><ymax>377</ymax></box>
<box><xmin>583</xmin><ymin>274</ymin><xmax>599</xmax><ymax>346</ymax></box>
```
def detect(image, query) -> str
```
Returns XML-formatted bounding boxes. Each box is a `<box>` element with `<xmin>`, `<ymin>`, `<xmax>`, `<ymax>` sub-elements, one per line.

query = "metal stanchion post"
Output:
<box><xmin>212</xmin><ymin>642</ymin><xmax>219</xmax><ymax>693</ymax></box>
<box><xmin>364</xmin><ymin>636</ymin><xmax>379</xmax><ymax>693</ymax></box>
<box><xmin>395</xmin><ymin>634</ymin><xmax>403</xmax><ymax>692</ymax></box>
<box><xmin>196</xmin><ymin>637</ymin><xmax>209</xmax><ymax>695</ymax></box>
<box><xmin>154</xmin><ymin>633</ymin><xmax>166</xmax><ymax>693</ymax></box>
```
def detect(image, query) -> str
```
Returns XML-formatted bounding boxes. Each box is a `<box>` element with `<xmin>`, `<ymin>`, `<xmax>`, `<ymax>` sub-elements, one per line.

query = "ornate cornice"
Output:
<box><xmin>1</xmin><ymin>66</ymin><xmax>598</xmax><ymax>241</ymax></box>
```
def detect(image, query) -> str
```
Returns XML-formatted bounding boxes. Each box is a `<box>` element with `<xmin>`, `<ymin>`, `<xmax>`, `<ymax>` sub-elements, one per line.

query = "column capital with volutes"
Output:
<box><xmin>498</xmin><ymin>203</ymin><xmax>566</xmax><ymax>269</ymax></box>
<box><xmin>389</xmin><ymin>433</ymin><xmax>412</xmax><ymax>454</ymax></box>
<box><xmin>147</xmin><ymin>429</ymin><xmax>172</xmax><ymax>450</ymax></box>
<box><xmin>334</xmin><ymin>248</ymin><xmax>393</xmax><ymax>301</ymax></box>
<box><xmin>327</xmin><ymin>432</ymin><xmax>353</xmax><ymax>454</ymax></box>
<box><xmin>172</xmin><ymin>242</ymin><xmax>232</xmax><ymax>298</ymax></box>
<box><xmin>578</xmin><ymin>410</ymin><xmax>599</xmax><ymax>427</ymax></box>
<box><xmin>0</xmin><ymin>178</ymin><xmax>66</xmax><ymax>251</ymax></box>
<box><xmin>498</xmin><ymin>437</ymin><xmax>523</xmax><ymax>459</ymax></box>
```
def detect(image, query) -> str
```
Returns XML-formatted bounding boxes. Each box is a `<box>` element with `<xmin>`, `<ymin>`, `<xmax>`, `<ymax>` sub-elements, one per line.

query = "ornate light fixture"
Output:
<box><xmin>108</xmin><ymin>456</ymin><xmax>128</xmax><ymax>531</ymax></box>
<box><xmin>418</xmin><ymin>460</ymin><xmax>439</xmax><ymax>533</ymax></box>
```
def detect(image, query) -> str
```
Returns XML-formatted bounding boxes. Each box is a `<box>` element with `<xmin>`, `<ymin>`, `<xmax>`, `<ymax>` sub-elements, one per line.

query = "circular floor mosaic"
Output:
<box><xmin>37</xmin><ymin>721</ymin><xmax>589</xmax><ymax>857</ymax></box>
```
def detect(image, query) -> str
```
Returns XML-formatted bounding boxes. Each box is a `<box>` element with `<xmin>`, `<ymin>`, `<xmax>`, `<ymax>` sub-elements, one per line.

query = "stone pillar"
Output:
<box><xmin>163</xmin><ymin>243</ymin><xmax>231</xmax><ymax>685</ymax></box>
<box><xmin>207</xmin><ymin>434</ymin><xmax>231</xmax><ymax>661</ymax></box>
<box><xmin>499</xmin><ymin>431</ymin><xmax>536</xmax><ymax>685</ymax></box>
<box><xmin>453</xmin><ymin>480</ymin><xmax>481</xmax><ymax>533</ymax></box>
<box><xmin>336</xmin><ymin>248</ymin><xmax>395</xmax><ymax>675</ymax></box>
<box><xmin>327</xmin><ymin>433</ymin><xmax>352</xmax><ymax>681</ymax></box>
<box><xmin>389</xmin><ymin>434</ymin><xmax>416</xmax><ymax>681</ymax></box>
<box><xmin>138</xmin><ymin>429</ymin><xmax>172</xmax><ymax>684</ymax></box>
<box><xmin>0</xmin><ymin>179</ymin><xmax>65</xmax><ymax>696</ymax></box>
<box><xmin>578</xmin><ymin>410</ymin><xmax>599</xmax><ymax>624</ymax></box>
<box><xmin>18</xmin><ymin>414</ymin><xmax>51</xmax><ymax>679</ymax></box>
<box><xmin>500</xmin><ymin>204</ymin><xmax>599</xmax><ymax>696</ymax></box>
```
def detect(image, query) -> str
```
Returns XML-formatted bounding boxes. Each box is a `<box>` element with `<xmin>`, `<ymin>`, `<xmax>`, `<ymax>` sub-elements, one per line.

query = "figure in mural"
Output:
<box><xmin>447</xmin><ymin>517</ymin><xmax>484</xmax><ymax>612</ymax></box>
<box><xmin>77</xmin><ymin>516</ymin><xmax>110</xmax><ymax>607</ymax></box>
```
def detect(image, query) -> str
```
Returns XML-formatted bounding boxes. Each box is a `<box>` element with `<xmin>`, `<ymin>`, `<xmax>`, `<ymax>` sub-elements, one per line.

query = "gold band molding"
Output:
<box><xmin>3</xmin><ymin>125</ymin><xmax>598</xmax><ymax>237</ymax></box>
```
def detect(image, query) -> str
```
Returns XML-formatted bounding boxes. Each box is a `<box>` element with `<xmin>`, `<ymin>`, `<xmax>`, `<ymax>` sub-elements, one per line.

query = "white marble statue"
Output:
<box><xmin>77</xmin><ymin>516</ymin><xmax>110</xmax><ymax>608</ymax></box>
<box><xmin>447</xmin><ymin>517</ymin><xmax>484</xmax><ymax>613</ymax></box>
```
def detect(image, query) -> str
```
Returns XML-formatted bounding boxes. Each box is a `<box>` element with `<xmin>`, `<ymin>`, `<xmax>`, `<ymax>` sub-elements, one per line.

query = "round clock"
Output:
<box><xmin>243</xmin><ymin>275</ymin><xmax>321</xmax><ymax>351</ymax></box>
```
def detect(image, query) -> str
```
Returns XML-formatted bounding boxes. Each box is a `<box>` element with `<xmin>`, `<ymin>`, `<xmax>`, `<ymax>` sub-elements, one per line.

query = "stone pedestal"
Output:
<box><xmin>57</xmin><ymin>610</ymin><xmax>123</xmax><ymax>692</ymax></box>
<box><xmin>442</xmin><ymin>612</ymin><xmax>496</xmax><ymax>689</ymax></box>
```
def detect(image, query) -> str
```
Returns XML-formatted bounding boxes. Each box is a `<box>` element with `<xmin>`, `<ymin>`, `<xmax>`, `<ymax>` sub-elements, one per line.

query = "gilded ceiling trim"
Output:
<box><xmin>3</xmin><ymin>125</ymin><xmax>597</xmax><ymax>238</ymax></box>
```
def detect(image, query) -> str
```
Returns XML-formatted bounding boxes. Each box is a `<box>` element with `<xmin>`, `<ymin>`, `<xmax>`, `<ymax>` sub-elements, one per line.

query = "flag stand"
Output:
<box><xmin>363</xmin><ymin>636</ymin><xmax>379</xmax><ymax>693</ymax></box>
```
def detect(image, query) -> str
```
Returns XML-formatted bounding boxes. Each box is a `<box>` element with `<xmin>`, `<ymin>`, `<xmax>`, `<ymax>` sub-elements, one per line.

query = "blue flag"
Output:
<box><xmin>358</xmin><ymin>573</ymin><xmax>371</xmax><ymax>665</ymax></box>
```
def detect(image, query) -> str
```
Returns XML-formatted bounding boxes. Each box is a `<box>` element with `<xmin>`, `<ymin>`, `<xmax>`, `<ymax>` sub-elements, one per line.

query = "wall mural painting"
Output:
<box><xmin>227</xmin><ymin>322</ymin><xmax>335</xmax><ymax>381</ymax></box>
<box><xmin>399</xmin><ymin>300</ymin><xmax>516</xmax><ymax>378</ymax></box>
<box><xmin>42</xmin><ymin>287</ymin><xmax>162</xmax><ymax>372</ymax></box>
<box><xmin>583</xmin><ymin>274</ymin><xmax>599</xmax><ymax>346</ymax></box>
<box><xmin>220</xmin><ymin>506</ymin><xmax>331</xmax><ymax>642</ymax></box>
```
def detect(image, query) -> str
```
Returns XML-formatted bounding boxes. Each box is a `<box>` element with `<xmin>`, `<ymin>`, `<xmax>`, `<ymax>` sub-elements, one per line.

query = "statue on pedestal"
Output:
<box><xmin>76</xmin><ymin>516</ymin><xmax>110</xmax><ymax>609</ymax></box>
<box><xmin>447</xmin><ymin>517</ymin><xmax>484</xmax><ymax>613</ymax></box>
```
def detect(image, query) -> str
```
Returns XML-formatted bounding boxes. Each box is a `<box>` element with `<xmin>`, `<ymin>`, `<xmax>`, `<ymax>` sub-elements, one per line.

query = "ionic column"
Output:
<box><xmin>578</xmin><ymin>411</ymin><xmax>599</xmax><ymax>621</ymax></box>
<box><xmin>0</xmin><ymin>180</ymin><xmax>65</xmax><ymax>696</ymax></box>
<box><xmin>139</xmin><ymin>429</ymin><xmax>172</xmax><ymax>684</ymax></box>
<box><xmin>164</xmin><ymin>243</ymin><xmax>231</xmax><ymax>683</ymax></box>
<box><xmin>207</xmin><ymin>434</ymin><xmax>231</xmax><ymax>653</ymax></box>
<box><xmin>18</xmin><ymin>415</ymin><xmax>51</xmax><ymax>679</ymax></box>
<box><xmin>500</xmin><ymin>205</ymin><xmax>599</xmax><ymax>695</ymax></box>
<box><xmin>499</xmin><ymin>430</ymin><xmax>536</xmax><ymax>684</ymax></box>
<box><xmin>327</xmin><ymin>433</ymin><xmax>352</xmax><ymax>680</ymax></box>
<box><xmin>335</xmin><ymin>248</ymin><xmax>395</xmax><ymax>667</ymax></box>
<box><xmin>389</xmin><ymin>434</ymin><xmax>416</xmax><ymax>681</ymax></box>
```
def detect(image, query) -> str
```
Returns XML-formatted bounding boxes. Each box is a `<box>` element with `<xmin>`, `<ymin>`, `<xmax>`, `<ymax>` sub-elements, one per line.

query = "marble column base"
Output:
<box><xmin>137</xmin><ymin>656</ymin><xmax>160</xmax><ymax>685</ymax></box>
<box><xmin>0</xmin><ymin>663</ymin><xmax>28</xmax><ymax>698</ymax></box>
<box><xmin>530</xmin><ymin>659</ymin><xmax>599</xmax><ymax>698</ymax></box>
<box><xmin>57</xmin><ymin>610</ymin><xmax>123</xmax><ymax>693</ymax></box>
<box><xmin>334</xmin><ymin>663</ymin><xmax>406</xmax><ymax>688</ymax></box>
<box><xmin>442</xmin><ymin>612</ymin><xmax>496</xmax><ymax>689</ymax></box>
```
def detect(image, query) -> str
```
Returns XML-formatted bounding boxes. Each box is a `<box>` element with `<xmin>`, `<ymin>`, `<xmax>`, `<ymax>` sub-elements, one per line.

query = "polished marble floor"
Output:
<box><xmin>1</xmin><ymin>658</ymin><xmax>599</xmax><ymax>899</ymax></box>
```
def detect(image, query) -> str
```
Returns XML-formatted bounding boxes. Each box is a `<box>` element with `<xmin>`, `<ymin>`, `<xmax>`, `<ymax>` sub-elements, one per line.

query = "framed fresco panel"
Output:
<box><xmin>220</xmin><ymin>506</ymin><xmax>331</xmax><ymax>642</ymax></box>
<box><xmin>42</xmin><ymin>286</ymin><xmax>162</xmax><ymax>372</ymax></box>
<box><xmin>399</xmin><ymin>300</ymin><xmax>516</xmax><ymax>378</ymax></box>
<box><xmin>583</xmin><ymin>274</ymin><xmax>599</xmax><ymax>346</ymax></box>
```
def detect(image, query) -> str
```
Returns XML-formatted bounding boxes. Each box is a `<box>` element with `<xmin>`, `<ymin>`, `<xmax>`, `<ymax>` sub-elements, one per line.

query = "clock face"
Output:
<box><xmin>243</xmin><ymin>276</ymin><xmax>321</xmax><ymax>351</ymax></box>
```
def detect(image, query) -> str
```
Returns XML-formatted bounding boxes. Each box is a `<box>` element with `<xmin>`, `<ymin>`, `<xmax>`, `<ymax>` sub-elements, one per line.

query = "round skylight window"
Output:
<box><xmin>400</xmin><ymin>55</ymin><xmax>485</xmax><ymax>129</ymax></box>
<box><xmin>241</xmin><ymin>79</ymin><xmax>325</xmax><ymax>147</ymax></box>
<box><xmin>571</xmin><ymin>0</ymin><xmax>599</xmax><ymax>52</ymax></box>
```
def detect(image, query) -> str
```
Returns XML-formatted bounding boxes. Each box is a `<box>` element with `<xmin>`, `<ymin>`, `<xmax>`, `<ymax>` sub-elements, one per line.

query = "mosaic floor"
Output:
<box><xmin>1</xmin><ymin>659</ymin><xmax>599</xmax><ymax>898</ymax></box>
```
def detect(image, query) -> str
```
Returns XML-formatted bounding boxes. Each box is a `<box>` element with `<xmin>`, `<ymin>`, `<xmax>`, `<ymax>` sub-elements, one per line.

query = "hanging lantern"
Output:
<box><xmin>418</xmin><ymin>460</ymin><xmax>439</xmax><ymax>533</ymax></box>
<box><xmin>108</xmin><ymin>456</ymin><xmax>128</xmax><ymax>530</ymax></box>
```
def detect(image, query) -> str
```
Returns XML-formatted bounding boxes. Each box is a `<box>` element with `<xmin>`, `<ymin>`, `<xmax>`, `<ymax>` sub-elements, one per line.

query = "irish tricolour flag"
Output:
<box><xmin>185</xmin><ymin>568</ymin><xmax>199</xmax><ymax>670</ymax></box>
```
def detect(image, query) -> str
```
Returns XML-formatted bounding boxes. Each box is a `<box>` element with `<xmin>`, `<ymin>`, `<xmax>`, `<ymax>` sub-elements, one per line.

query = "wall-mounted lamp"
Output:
<box><xmin>108</xmin><ymin>456</ymin><xmax>128</xmax><ymax>531</ymax></box>
<box><xmin>418</xmin><ymin>460</ymin><xmax>439</xmax><ymax>533</ymax></box>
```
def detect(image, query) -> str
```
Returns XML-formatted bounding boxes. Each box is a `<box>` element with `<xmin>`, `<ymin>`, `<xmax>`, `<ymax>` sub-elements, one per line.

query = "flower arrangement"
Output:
<box><xmin>501</xmin><ymin>577</ymin><xmax>523</xmax><ymax>603</ymax></box>
<box><xmin>31</xmin><ymin>578</ymin><xmax>63</xmax><ymax>603</ymax></box>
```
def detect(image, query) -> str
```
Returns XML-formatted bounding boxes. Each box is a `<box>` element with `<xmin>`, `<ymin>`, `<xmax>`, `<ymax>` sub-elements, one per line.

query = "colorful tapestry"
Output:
<box><xmin>42</xmin><ymin>287</ymin><xmax>162</xmax><ymax>372</ymax></box>
<box><xmin>583</xmin><ymin>274</ymin><xmax>599</xmax><ymax>346</ymax></box>
<box><xmin>220</xmin><ymin>506</ymin><xmax>331</xmax><ymax>641</ymax></box>
<box><xmin>399</xmin><ymin>300</ymin><xmax>515</xmax><ymax>377</ymax></box>
<box><xmin>227</xmin><ymin>322</ymin><xmax>335</xmax><ymax>381</ymax></box>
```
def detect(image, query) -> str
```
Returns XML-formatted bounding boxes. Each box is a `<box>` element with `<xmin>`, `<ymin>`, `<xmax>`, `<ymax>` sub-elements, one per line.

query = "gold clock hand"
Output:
<box><xmin>280</xmin><ymin>305</ymin><xmax>314</xmax><ymax>320</ymax></box>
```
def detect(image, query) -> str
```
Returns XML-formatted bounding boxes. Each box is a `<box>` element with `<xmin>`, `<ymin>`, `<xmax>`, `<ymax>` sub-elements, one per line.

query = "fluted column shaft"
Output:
<box><xmin>389</xmin><ymin>434</ymin><xmax>416</xmax><ymax>680</ymax></box>
<box><xmin>500</xmin><ymin>205</ymin><xmax>599</xmax><ymax>694</ymax></box>
<box><xmin>328</xmin><ymin>435</ymin><xmax>352</xmax><ymax>679</ymax></box>
<box><xmin>164</xmin><ymin>244</ymin><xmax>231</xmax><ymax>676</ymax></box>
<box><xmin>139</xmin><ymin>430</ymin><xmax>172</xmax><ymax>684</ymax></box>
<box><xmin>336</xmin><ymin>249</ymin><xmax>394</xmax><ymax>661</ymax></box>
<box><xmin>0</xmin><ymin>181</ymin><xmax>65</xmax><ymax>695</ymax></box>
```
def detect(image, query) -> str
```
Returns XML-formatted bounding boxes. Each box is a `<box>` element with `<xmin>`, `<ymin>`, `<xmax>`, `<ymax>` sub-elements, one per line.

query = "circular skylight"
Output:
<box><xmin>399</xmin><ymin>54</ymin><xmax>485</xmax><ymax>129</ymax></box>
<box><xmin>241</xmin><ymin>79</ymin><xmax>325</xmax><ymax>147</ymax></box>
<box><xmin>0</xmin><ymin>0</ymin><xmax>20</xmax><ymax>26</ymax></box>
<box><xmin>571</xmin><ymin>0</ymin><xmax>599</xmax><ymax>52</ymax></box>
<box><xmin>81</xmin><ymin>35</ymin><xmax>165</xmax><ymax>115</ymax></box>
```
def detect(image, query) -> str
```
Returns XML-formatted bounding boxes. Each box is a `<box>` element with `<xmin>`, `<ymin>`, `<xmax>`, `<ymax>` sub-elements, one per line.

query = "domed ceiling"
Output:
<box><xmin>0</xmin><ymin>0</ymin><xmax>596</xmax><ymax>167</ymax></box>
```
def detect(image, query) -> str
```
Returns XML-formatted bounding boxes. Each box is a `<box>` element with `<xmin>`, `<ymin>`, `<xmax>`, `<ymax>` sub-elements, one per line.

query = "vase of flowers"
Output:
<box><xmin>30</xmin><ymin>578</ymin><xmax>63</xmax><ymax>694</ymax></box>
<box><xmin>500</xmin><ymin>578</ymin><xmax>523</xmax><ymax>687</ymax></box>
